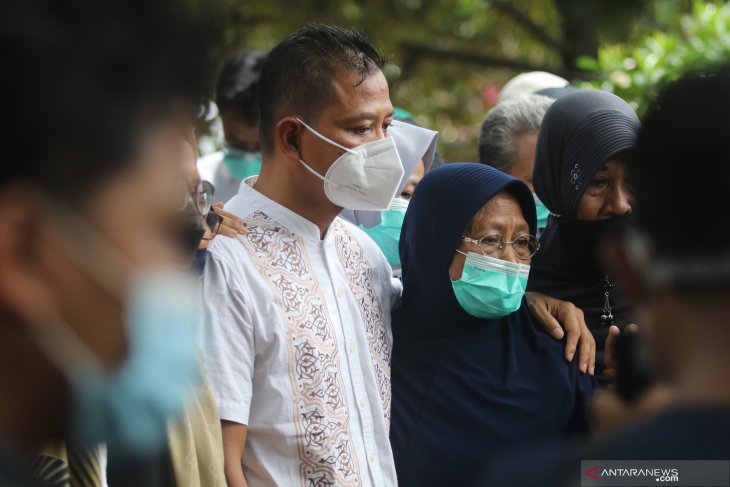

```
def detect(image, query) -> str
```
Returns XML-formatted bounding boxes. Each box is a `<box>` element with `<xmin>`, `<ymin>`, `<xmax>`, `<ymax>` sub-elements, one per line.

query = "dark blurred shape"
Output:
<box><xmin>614</xmin><ymin>331</ymin><xmax>657</xmax><ymax>402</ymax></box>
<box><xmin>633</xmin><ymin>64</ymin><xmax>730</xmax><ymax>271</ymax></box>
<box><xmin>2</xmin><ymin>0</ymin><xmax>223</xmax><ymax>207</ymax></box>
<box><xmin>216</xmin><ymin>50</ymin><xmax>267</xmax><ymax>125</ymax></box>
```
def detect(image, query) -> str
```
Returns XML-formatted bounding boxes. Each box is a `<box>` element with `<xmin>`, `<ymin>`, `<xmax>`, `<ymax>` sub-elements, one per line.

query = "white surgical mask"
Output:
<box><xmin>296</xmin><ymin>118</ymin><xmax>404</xmax><ymax>211</ymax></box>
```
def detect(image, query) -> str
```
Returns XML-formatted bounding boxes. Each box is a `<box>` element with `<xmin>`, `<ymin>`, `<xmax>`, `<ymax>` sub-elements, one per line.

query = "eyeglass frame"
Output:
<box><xmin>201</xmin><ymin>209</ymin><xmax>222</xmax><ymax>241</ymax></box>
<box><xmin>461</xmin><ymin>232</ymin><xmax>540</xmax><ymax>261</ymax></box>
<box><xmin>179</xmin><ymin>179</ymin><xmax>215</xmax><ymax>217</ymax></box>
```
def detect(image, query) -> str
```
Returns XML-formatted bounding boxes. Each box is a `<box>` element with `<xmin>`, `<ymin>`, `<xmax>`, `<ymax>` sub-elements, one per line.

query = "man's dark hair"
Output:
<box><xmin>633</xmin><ymin>65</ymin><xmax>730</xmax><ymax>260</ymax></box>
<box><xmin>258</xmin><ymin>24</ymin><xmax>386</xmax><ymax>154</ymax></box>
<box><xmin>2</xmin><ymin>0</ymin><xmax>221</xmax><ymax>205</ymax></box>
<box><xmin>216</xmin><ymin>50</ymin><xmax>267</xmax><ymax>125</ymax></box>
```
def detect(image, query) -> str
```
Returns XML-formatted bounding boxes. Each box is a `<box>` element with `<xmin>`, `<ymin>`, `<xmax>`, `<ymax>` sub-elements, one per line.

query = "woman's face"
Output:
<box><xmin>400</xmin><ymin>159</ymin><xmax>425</xmax><ymax>200</ymax></box>
<box><xmin>576</xmin><ymin>156</ymin><xmax>633</xmax><ymax>220</ymax></box>
<box><xmin>449</xmin><ymin>191</ymin><xmax>531</xmax><ymax>280</ymax></box>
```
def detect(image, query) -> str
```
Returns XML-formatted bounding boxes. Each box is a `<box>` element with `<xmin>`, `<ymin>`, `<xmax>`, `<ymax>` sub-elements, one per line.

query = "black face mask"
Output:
<box><xmin>555</xmin><ymin>213</ymin><xmax>636</xmax><ymax>271</ymax></box>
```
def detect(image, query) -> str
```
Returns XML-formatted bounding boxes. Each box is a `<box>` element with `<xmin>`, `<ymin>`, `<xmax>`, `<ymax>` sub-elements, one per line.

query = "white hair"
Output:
<box><xmin>478</xmin><ymin>94</ymin><xmax>554</xmax><ymax>172</ymax></box>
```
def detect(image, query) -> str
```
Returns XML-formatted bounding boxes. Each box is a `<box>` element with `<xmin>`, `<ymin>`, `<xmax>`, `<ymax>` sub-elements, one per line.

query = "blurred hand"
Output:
<box><xmin>212</xmin><ymin>202</ymin><xmax>247</xmax><ymax>239</ymax></box>
<box><xmin>591</xmin><ymin>383</ymin><xmax>674</xmax><ymax>435</ymax></box>
<box><xmin>603</xmin><ymin>323</ymin><xmax>640</xmax><ymax>386</ymax></box>
<box><xmin>197</xmin><ymin>203</ymin><xmax>247</xmax><ymax>250</ymax></box>
<box><xmin>525</xmin><ymin>292</ymin><xmax>596</xmax><ymax>375</ymax></box>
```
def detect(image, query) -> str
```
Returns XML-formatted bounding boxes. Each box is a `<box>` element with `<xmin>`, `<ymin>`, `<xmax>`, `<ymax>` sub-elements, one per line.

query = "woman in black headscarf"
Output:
<box><xmin>528</xmin><ymin>89</ymin><xmax>640</xmax><ymax>376</ymax></box>
<box><xmin>390</xmin><ymin>163</ymin><xmax>595</xmax><ymax>487</ymax></box>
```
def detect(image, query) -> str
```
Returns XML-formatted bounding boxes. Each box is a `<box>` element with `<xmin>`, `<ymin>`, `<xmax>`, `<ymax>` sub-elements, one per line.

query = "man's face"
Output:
<box><xmin>222</xmin><ymin>111</ymin><xmax>260</xmax><ymax>153</ymax></box>
<box><xmin>506</xmin><ymin>131</ymin><xmax>538</xmax><ymax>192</ymax></box>
<box><xmin>37</xmin><ymin>119</ymin><xmax>192</xmax><ymax>367</ymax></box>
<box><xmin>297</xmin><ymin>68</ymin><xmax>394</xmax><ymax>181</ymax></box>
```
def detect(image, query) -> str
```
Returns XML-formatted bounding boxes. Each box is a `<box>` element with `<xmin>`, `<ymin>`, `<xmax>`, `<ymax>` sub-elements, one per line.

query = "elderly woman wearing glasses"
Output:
<box><xmin>390</xmin><ymin>163</ymin><xmax>596</xmax><ymax>487</ymax></box>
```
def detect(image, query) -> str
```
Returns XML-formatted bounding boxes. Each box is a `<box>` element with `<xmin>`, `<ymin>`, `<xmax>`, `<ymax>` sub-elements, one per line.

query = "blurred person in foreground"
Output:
<box><xmin>198</xmin><ymin>50</ymin><xmax>267</xmax><ymax>204</ymax></box>
<box><xmin>486</xmin><ymin>66</ymin><xmax>730</xmax><ymax>487</ymax></box>
<box><xmin>104</xmin><ymin>123</ymin><xmax>227</xmax><ymax>487</ymax></box>
<box><xmin>1</xmin><ymin>0</ymin><xmax>218</xmax><ymax>485</ymax></box>
<box><xmin>479</xmin><ymin>94</ymin><xmax>554</xmax><ymax>235</ymax></box>
<box><xmin>200</xmin><ymin>24</ymin><xmax>595</xmax><ymax>487</ymax></box>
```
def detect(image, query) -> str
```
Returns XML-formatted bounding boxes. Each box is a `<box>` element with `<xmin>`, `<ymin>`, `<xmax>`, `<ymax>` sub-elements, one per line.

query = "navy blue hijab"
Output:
<box><xmin>398</xmin><ymin>162</ymin><xmax>536</xmax><ymax>325</ymax></box>
<box><xmin>391</xmin><ymin>163</ymin><xmax>595</xmax><ymax>487</ymax></box>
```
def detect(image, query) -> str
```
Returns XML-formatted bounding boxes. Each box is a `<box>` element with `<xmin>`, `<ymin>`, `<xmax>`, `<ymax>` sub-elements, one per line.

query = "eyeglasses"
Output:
<box><xmin>202</xmin><ymin>209</ymin><xmax>222</xmax><ymax>241</ymax></box>
<box><xmin>461</xmin><ymin>233</ymin><xmax>540</xmax><ymax>261</ymax></box>
<box><xmin>179</xmin><ymin>180</ymin><xmax>215</xmax><ymax>217</ymax></box>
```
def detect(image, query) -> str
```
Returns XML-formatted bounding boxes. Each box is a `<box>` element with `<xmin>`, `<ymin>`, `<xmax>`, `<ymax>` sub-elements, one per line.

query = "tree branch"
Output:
<box><xmin>489</xmin><ymin>0</ymin><xmax>567</xmax><ymax>54</ymax></box>
<box><xmin>400</xmin><ymin>41</ymin><xmax>563</xmax><ymax>75</ymax></box>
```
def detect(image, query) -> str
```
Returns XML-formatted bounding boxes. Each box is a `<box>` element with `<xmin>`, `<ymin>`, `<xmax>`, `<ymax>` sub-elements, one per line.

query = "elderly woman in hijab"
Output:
<box><xmin>390</xmin><ymin>163</ymin><xmax>596</xmax><ymax>487</ymax></box>
<box><xmin>528</xmin><ymin>90</ymin><xmax>640</xmax><ymax>377</ymax></box>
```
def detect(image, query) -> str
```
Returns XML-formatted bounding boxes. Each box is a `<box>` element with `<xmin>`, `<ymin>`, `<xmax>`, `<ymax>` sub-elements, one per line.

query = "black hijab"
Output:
<box><xmin>391</xmin><ymin>163</ymin><xmax>595</xmax><ymax>486</ymax></box>
<box><xmin>528</xmin><ymin>90</ymin><xmax>640</xmax><ymax>355</ymax></box>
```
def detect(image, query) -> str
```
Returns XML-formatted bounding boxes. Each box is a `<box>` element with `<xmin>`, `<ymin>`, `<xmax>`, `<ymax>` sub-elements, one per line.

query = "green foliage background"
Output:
<box><xmin>210</xmin><ymin>0</ymin><xmax>727</xmax><ymax>161</ymax></box>
<box><xmin>580</xmin><ymin>1</ymin><xmax>730</xmax><ymax>115</ymax></box>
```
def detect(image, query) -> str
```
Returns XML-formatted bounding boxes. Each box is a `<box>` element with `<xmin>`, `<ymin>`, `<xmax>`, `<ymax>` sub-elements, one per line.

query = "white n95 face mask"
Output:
<box><xmin>297</xmin><ymin>118</ymin><xmax>405</xmax><ymax>211</ymax></box>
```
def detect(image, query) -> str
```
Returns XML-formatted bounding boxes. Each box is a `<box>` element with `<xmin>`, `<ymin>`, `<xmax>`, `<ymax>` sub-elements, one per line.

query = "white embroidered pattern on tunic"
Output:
<box><xmin>334</xmin><ymin>222</ymin><xmax>392</xmax><ymax>424</ymax></box>
<box><xmin>238</xmin><ymin>211</ymin><xmax>361</xmax><ymax>487</ymax></box>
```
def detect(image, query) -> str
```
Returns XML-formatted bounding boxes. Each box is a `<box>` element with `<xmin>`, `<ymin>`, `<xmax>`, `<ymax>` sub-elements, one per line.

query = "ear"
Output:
<box><xmin>0</xmin><ymin>186</ymin><xmax>57</xmax><ymax>326</ymax></box>
<box><xmin>275</xmin><ymin>117</ymin><xmax>303</xmax><ymax>163</ymax></box>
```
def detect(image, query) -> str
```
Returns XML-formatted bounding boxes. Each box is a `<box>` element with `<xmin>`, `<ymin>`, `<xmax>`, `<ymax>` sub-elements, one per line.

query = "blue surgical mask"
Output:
<box><xmin>533</xmin><ymin>193</ymin><xmax>550</xmax><ymax>229</ymax></box>
<box><xmin>32</xmin><ymin>207</ymin><xmax>200</xmax><ymax>455</ymax></box>
<box><xmin>361</xmin><ymin>198</ymin><xmax>408</xmax><ymax>266</ymax></box>
<box><xmin>223</xmin><ymin>145</ymin><xmax>262</xmax><ymax>180</ymax></box>
<box><xmin>451</xmin><ymin>251</ymin><xmax>530</xmax><ymax>319</ymax></box>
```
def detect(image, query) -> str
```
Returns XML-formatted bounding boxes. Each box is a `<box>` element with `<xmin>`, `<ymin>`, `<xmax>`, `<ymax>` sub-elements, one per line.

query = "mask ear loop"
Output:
<box><xmin>296</xmin><ymin>118</ymin><xmax>356</xmax><ymax>154</ymax></box>
<box><xmin>295</xmin><ymin>118</ymin><xmax>352</xmax><ymax>189</ymax></box>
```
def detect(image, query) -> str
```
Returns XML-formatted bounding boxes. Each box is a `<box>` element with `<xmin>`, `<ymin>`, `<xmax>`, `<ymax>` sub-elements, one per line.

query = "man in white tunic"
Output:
<box><xmin>201</xmin><ymin>25</ymin><xmax>403</xmax><ymax>487</ymax></box>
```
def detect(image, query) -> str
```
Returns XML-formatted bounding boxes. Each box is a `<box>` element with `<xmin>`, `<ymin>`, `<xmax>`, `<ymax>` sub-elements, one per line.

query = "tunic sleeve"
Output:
<box><xmin>199</xmin><ymin>249</ymin><xmax>256</xmax><ymax>426</ymax></box>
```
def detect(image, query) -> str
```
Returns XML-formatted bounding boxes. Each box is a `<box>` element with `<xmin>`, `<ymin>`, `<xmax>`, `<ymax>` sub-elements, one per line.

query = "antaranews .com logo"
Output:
<box><xmin>584</xmin><ymin>465</ymin><xmax>679</xmax><ymax>482</ymax></box>
<box><xmin>580</xmin><ymin>460</ymin><xmax>729</xmax><ymax>486</ymax></box>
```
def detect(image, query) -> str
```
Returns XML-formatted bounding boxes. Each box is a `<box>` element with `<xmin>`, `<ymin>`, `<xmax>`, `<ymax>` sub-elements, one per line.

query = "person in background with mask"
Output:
<box><xmin>198</xmin><ymin>50</ymin><xmax>267</xmax><ymax>204</ymax></box>
<box><xmin>0</xmin><ymin>0</ymin><xmax>218</xmax><ymax>485</ymax></box>
<box><xmin>390</xmin><ymin>163</ymin><xmax>595</xmax><ymax>486</ymax></box>
<box><xmin>478</xmin><ymin>94</ymin><xmax>554</xmax><ymax>236</ymax></box>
